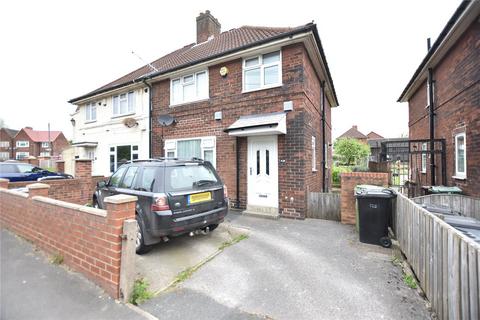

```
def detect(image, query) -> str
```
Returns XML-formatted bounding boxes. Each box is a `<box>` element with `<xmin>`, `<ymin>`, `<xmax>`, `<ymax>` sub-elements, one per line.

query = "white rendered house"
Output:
<box><xmin>69</xmin><ymin>85</ymin><xmax>150</xmax><ymax>176</ymax></box>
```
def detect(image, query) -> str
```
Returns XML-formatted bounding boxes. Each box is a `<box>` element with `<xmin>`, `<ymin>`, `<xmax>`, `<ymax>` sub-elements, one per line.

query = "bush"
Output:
<box><xmin>332</xmin><ymin>166</ymin><xmax>352</xmax><ymax>185</ymax></box>
<box><xmin>334</xmin><ymin>138</ymin><xmax>371</xmax><ymax>166</ymax></box>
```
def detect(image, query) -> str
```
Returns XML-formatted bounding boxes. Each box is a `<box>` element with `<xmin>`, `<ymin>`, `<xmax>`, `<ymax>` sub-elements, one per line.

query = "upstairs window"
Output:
<box><xmin>243</xmin><ymin>51</ymin><xmax>281</xmax><ymax>92</ymax></box>
<box><xmin>421</xmin><ymin>143</ymin><xmax>427</xmax><ymax>173</ymax></box>
<box><xmin>113</xmin><ymin>92</ymin><xmax>135</xmax><ymax>116</ymax></box>
<box><xmin>0</xmin><ymin>141</ymin><xmax>9</xmax><ymax>148</ymax></box>
<box><xmin>16</xmin><ymin>141</ymin><xmax>29</xmax><ymax>148</ymax></box>
<box><xmin>41</xmin><ymin>142</ymin><xmax>50</xmax><ymax>148</ymax></box>
<box><xmin>85</xmin><ymin>101</ymin><xmax>97</xmax><ymax>122</ymax></box>
<box><xmin>455</xmin><ymin>133</ymin><xmax>466</xmax><ymax>178</ymax></box>
<box><xmin>171</xmin><ymin>71</ymin><xmax>208</xmax><ymax>105</ymax></box>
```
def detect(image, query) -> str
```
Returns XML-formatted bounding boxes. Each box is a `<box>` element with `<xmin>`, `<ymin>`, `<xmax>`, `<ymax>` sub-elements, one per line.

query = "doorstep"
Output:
<box><xmin>242</xmin><ymin>204</ymin><xmax>280</xmax><ymax>220</ymax></box>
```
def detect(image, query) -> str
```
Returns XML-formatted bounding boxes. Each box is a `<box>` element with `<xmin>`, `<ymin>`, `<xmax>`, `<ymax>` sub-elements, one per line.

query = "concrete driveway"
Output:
<box><xmin>141</xmin><ymin>212</ymin><xmax>431</xmax><ymax>320</ymax></box>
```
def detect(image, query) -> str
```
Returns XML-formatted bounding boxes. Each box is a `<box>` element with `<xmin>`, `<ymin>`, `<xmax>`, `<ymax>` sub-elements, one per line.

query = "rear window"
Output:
<box><xmin>165</xmin><ymin>164</ymin><xmax>219</xmax><ymax>192</ymax></box>
<box><xmin>0</xmin><ymin>164</ymin><xmax>18</xmax><ymax>173</ymax></box>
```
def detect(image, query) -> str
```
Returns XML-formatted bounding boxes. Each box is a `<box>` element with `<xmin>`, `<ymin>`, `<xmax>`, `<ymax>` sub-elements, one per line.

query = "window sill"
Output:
<box><xmin>312</xmin><ymin>169</ymin><xmax>318</xmax><ymax>172</ymax></box>
<box><xmin>421</xmin><ymin>171</ymin><xmax>426</xmax><ymax>174</ymax></box>
<box><xmin>242</xmin><ymin>83</ymin><xmax>283</xmax><ymax>94</ymax></box>
<box><xmin>111</xmin><ymin>112</ymin><xmax>135</xmax><ymax>119</ymax></box>
<box><xmin>452</xmin><ymin>175</ymin><xmax>467</xmax><ymax>181</ymax></box>
<box><xmin>85</xmin><ymin>120</ymin><xmax>97</xmax><ymax>124</ymax></box>
<box><xmin>169</xmin><ymin>98</ymin><xmax>209</xmax><ymax>108</ymax></box>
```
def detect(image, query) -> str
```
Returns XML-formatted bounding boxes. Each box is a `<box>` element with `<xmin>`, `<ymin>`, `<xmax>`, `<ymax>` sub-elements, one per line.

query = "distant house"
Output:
<box><xmin>69</xmin><ymin>10</ymin><xmax>339</xmax><ymax>219</ymax></box>
<box><xmin>0</xmin><ymin>127</ymin><xmax>18</xmax><ymax>160</ymax></box>
<box><xmin>366</xmin><ymin>131</ymin><xmax>384</xmax><ymax>140</ymax></box>
<box><xmin>12</xmin><ymin>127</ymin><xmax>69</xmax><ymax>160</ymax></box>
<box><xmin>337</xmin><ymin>125</ymin><xmax>368</xmax><ymax>144</ymax></box>
<box><xmin>398</xmin><ymin>0</ymin><xmax>479</xmax><ymax>196</ymax></box>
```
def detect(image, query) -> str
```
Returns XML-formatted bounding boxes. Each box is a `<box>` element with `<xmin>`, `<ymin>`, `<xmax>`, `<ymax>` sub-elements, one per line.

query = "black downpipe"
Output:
<box><xmin>321</xmin><ymin>81</ymin><xmax>326</xmax><ymax>192</ymax></box>
<box><xmin>143</xmin><ymin>80</ymin><xmax>153</xmax><ymax>158</ymax></box>
<box><xmin>427</xmin><ymin>68</ymin><xmax>436</xmax><ymax>186</ymax></box>
<box><xmin>236</xmin><ymin>137</ymin><xmax>240</xmax><ymax>208</ymax></box>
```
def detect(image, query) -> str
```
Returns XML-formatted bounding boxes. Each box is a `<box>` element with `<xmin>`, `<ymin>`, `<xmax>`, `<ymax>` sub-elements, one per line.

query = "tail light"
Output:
<box><xmin>223</xmin><ymin>185</ymin><xmax>228</xmax><ymax>199</ymax></box>
<box><xmin>151</xmin><ymin>195</ymin><xmax>170</xmax><ymax>211</ymax></box>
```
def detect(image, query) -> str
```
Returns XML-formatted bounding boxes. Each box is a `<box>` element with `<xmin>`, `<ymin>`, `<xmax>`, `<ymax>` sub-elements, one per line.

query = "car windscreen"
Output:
<box><xmin>16</xmin><ymin>164</ymin><xmax>35</xmax><ymax>173</ymax></box>
<box><xmin>165</xmin><ymin>164</ymin><xmax>219</xmax><ymax>192</ymax></box>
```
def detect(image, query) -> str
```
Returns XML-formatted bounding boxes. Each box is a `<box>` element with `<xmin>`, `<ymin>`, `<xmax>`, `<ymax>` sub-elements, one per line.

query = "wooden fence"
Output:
<box><xmin>414</xmin><ymin>194</ymin><xmax>480</xmax><ymax>220</ymax></box>
<box><xmin>307</xmin><ymin>192</ymin><xmax>340</xmax><ymax>221</ymax></box>
<box><xmin>394</xmin><ymin>193</ymin><xmax>480</xmax><ymax>320</ymax></box>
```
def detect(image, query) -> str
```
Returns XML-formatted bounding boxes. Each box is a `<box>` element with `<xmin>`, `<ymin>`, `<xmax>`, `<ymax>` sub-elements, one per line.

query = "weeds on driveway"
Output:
<box><xmin>50</xmin><ymin>253</ymin><xmax>64</xmax><ymax>265</ymax></box>
<box><xmin>130</xmin><ymin>278</ymin><xmax>153</xmax><ymax>305</ymax></box>
<box><xmin>219</xmin><ymin>234</ymin><xmax>248</xmax><ymax>250</ymax></box>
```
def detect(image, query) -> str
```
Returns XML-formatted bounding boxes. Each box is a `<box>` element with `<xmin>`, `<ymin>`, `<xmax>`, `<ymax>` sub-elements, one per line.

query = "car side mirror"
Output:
<box><xmin>97</xmin><ymin>181</ymin><xmax>106</xmax><ymax>189</ymax></box>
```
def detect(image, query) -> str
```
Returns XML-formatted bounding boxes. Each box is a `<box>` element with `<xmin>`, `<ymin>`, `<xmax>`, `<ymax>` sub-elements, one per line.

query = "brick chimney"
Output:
<box><xmin>196</xmin><ymin>10</ymin><xmax>221</xmax><ymax>44</ymax></box>
<box><xmin>352</xmin><ymin>125</ymin><xmax>358</xmax><ymax>130</ymax></box>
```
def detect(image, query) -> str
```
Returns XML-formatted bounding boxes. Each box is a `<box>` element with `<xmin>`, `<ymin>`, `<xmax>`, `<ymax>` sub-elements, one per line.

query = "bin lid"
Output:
<box><xmin>355</xmin><ymin>187</ymin><xmax>396</xmax><ymax>198</ymax></box>
<box><xmin>429</xmin><ymin>186</ymin><xmax>463</xmax><ymax>194</ymax></box>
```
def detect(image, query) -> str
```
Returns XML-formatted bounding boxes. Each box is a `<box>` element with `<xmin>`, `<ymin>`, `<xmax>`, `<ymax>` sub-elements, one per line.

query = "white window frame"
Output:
<box><xmin>0</xmin><ymin>151</ymin><xmax>9</xmax><ymax>159</ymax></box>
<box><xmin>112</xmin><ymin>91</ymin><xmax>135</xmax><ymax>117</ymax></box>
<box><xmin>109</xmin><ymin>145</ymin><xmax>139</xmax><ymax>173</ymax></box>
<box><xmin>16</xmin><ymin>141</ymin><xmax>29</xmax><ymax>148</ymax></box>
<box><xmin>85</xmin><ymin>101</ymin><xmax>97</xmax><ymax>122</ymax></box>
<box><xmin>324</xmin><ymin>143</ymin><xmax>329</xmax><ymax>169</ymax></box>
<box><xmin>16</xmin><ymin>152</ymin><xmax>29</xmax><ymax>159</ymax></box>
<box><xmin>40</xmin><ymin>151</ymin><xmax>50</xmax><ymax>157</ymax></box>
<box><xmin>242</xmin><ymin>50</ymin><xmax>282</xmax><ymax>93</ymax></box>
<box><xmin>41</xmin><ymin>142</ymin><xmax>50</xmax><ymax>148</ymax></box>
<box><xmin>421</xmin><ymin>143</ymin><xmax>427</xmax><ymax>173</ymax></box>
<box><xmin>0</xmin><ymin>141</ymin><xmax>9</xmax><ymax>148</ymax></box>
<box><xmin>170</xmin><ymin>70</ymin><xmax>209</xmax><ymax>106</ymax></box>
<box><xmin>312</xmin><ymin>136</ymin><xmax>317</xmax><ymax>172</ymax></box>
<box><xmin>454</xmin><ymin>133</ymin><xmax>466</xmax><ymax>179</ymax></box>
<box><xmin>164</xmin><ymin>136</ymin><xmax>216</xmax><ymax>168</ymax></box>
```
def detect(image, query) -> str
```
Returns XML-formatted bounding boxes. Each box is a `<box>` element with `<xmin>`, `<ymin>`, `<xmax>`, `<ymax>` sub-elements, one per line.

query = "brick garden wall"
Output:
<box><xmin>340</xmin><ymin>172</ymin><xmax>389</xmax><ymax>224</ymax></box>
<box><xmin>0</xmin><ymin>179</ymin><xmax>136</xmax><ymax>299</ymax></box>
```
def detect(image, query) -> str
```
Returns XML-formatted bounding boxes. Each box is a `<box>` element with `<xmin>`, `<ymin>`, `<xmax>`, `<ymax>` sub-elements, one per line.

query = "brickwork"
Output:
<box><xmin>0</xmin><ymin>181</ymin><xmax>136</xmax><ymax>299</ymax></box>
<box><xmin>151</xmin><ymin>43</ymin><xmax>333</xmax><ymax>218</ymax></box>
<box><xmin>0</xmin><ymin>128</ymin><xmax>15</xmax><ymax>159</ymax></box>
<box><xmin>408</xmin><ymin>18</ymin><xmax>480</xmax><ymax>197</ymax></box>
<box><xmin>340</xmin><ymin>172</ymin><xmax>389</xmax><ymax>225</ymax></box>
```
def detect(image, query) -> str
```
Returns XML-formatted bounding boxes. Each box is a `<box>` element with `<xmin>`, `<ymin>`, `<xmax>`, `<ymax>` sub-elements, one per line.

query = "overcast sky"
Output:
<box><xmin>0</xmin><ymin>0</ymin><xmax>460</xmax><ymax>139</ymax></box>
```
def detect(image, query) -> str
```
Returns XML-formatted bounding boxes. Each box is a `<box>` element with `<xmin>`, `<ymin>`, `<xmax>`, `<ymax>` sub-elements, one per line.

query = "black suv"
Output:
<box><xmin>93</xmin><ymin>158</ymin><xmax>228</xmax><ymax>254</ymax></box>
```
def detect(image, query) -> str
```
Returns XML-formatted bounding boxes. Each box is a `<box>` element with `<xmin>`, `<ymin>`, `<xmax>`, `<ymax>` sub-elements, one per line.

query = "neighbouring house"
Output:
<box><xmin>12</xmin><ymin>127</ymin><xmax>69</xmax><ymax>160</ymax></box>
<box><xmin>398</xmin><ymin>0</ymin><xmax>479</xmax><ymax>197</ymax></box>
<box><xmin>366</xmin><ymin>131</ymin><xmax>383</xmax><ymax>140</ymax></box>
<box><xmin>0</xmin><ymin>127</ymin><xmax>18</xmax><ymax>160</ymax></box>
<box><xmin>337</xmin><ymin>125</ymin><xmax>368</xmax><ymax>144</ymax></box>
<box><xmin>69</xmin><ymin>10</ymin><xmax>338</xmax><ymax>219</ymax></box>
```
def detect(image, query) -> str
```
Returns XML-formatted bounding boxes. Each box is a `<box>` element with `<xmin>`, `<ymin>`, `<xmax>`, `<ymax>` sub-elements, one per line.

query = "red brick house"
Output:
<box><xmin>337</xmin><ymin>125</ymin><xmax>368</xmax><ymax>144</ymax></box>
<box><xmin>69</xmin><ymin>11</ymin><xmax>338</xmax><ymax>219</ymax></box>
<box><xmin>0</xmin><ymin>127</ymin><xmax>18</xmax><ymax>160</ymax></box>
<box><xmin>398</xmin><ymin>0</ymin><xmax>479</xmax><ymax>197</ymax></box>
<box><xmin>12</xmin><ymin>127</ymin><xmax>69</xmax><ymax>160</ymax></box>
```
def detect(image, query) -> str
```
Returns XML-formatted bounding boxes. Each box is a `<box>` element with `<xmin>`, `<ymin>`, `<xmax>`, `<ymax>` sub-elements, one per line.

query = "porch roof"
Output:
<box><xmin>225</xmin><ymin>112</ymin><xmax>287</xmax><ymax>137</ymax></box>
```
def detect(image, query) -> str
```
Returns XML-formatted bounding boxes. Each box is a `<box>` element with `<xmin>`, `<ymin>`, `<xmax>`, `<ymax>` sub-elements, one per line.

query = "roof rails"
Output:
<box><xmin>123</xmin><ymin>157</ymin><xmax>204</xmax><ymax>164</ymax></box>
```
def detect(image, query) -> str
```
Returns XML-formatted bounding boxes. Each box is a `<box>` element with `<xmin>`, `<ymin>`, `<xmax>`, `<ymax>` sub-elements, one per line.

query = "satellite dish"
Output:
<box><xmin>158</xmin><ymin>114</ymin><xmax>176</xmax><ymax>127</ymax></box>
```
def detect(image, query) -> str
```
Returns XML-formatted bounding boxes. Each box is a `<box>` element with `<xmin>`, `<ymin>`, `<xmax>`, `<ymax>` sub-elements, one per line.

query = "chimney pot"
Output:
<box><xmin>196</xmin><ymin>10</ymin><xmax>221</xmax><ymax>44</ymax></box>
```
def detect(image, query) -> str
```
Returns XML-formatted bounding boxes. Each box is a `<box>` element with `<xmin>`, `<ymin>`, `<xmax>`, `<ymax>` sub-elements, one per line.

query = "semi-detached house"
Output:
<box><xmin>69</xmin><ymin>11</ymin><xmax>338</xmax><ymax>219</ymax></box>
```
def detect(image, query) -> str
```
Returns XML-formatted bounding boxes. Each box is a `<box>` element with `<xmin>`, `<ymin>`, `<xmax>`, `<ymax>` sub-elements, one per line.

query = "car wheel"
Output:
<box><xmin>135</xmin><ymin>216</ymin><xmax>152</xmax><ymax>255</ymax></box>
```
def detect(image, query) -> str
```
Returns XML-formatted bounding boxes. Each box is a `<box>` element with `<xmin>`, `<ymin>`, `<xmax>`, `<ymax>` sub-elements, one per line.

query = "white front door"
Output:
<box><xmin>247</xmin><ymin>135</ymin><xmax>278</xmax><ymax>208</ymax></box>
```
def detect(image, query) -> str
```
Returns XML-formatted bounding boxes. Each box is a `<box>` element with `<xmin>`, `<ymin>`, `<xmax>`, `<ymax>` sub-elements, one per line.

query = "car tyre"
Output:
<box><xmin>136</xmin><ymin>216</ymin><xmax>152</xmax><ymax>255</ymax></box>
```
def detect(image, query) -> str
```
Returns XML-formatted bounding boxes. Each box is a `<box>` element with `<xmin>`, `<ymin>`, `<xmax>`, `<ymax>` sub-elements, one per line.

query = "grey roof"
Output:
<box><xmin>226</xmin><ymin>112</ymin><xmax>286</xmax><ymax>131</ymax></box>
<box><xmin>1</xmin><ymin>127</ymin><xmax>19</xmax><ymax>138</ymax></box>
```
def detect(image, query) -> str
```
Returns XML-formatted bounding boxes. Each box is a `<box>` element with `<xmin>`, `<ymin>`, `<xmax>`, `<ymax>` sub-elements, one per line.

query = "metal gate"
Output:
<box><xmin>379</xmin><ymin>139</ymin><xmax>446</xmax><ymax>197</ymax></box>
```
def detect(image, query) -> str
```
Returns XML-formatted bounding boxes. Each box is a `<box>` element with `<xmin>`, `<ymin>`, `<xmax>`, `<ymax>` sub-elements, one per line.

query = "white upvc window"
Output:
<box><xmin>421</xmin><ymin>143</ymin><xmax>427</xmax><ymax>173</ymax></box>
<box><xmin>109</xmin><ymin>145</ymin><xmax>139</xmax><ymax>173</ymax></box>
<box><xmin>454</xmin><ymin>133</ymin><xmax>466</xmax><ymax>179</ymax></box>
<box><xmin>40</xmin><ymin>151</ymin><xmax>50</xmax><ymax>157</ymax></box>
<box><xmin>324</xmin><ymin>143</ymin><xmax>329</xmax><ymax>169</ymax></box>
<box><xmin>312</xmin><ymin>136</ymin><xmax>317</xmax><ymax>171</ymax></box>
<box><xmin>112</xmin><ymin>91</ymin><xmax>135</xmax><ymax>116</ymax></box>
<box><xmin>0</xmin><ymin>152</ymin><xmax>9</xmax><ymax>159</ymax></box>
<box><xmin>243</xmin><ymin>50</ymin><xmax>282</xmax><ymax>92</ymax></box>
<box><xmin>85</xmin><ymin>101</ymin><xmax>97</xmax><ymax>122</ymax></box>
<box><xmin>16</xmin><ymin>152</ymin><xmax>29</xmax><ymax>159</ymax></box>
<box><xmin>170</xmin><ymin>70</ymin><xmax>208</xmax><ymax>105</ymax></box>
<box><xmin>41</xmin><ymin>142</ymin><xmax>50</xmax><ymax>148</ymax></box>
<box><xmin>0</xmin><ymin>141</ymin><xmax>9</xmax><ymax>148</ymax></box>
<box><xmin>16</xmin><ymin>141</ymin><xmax>29</xmax><ymax>148</ymax></box>
<box><xmin>164</xmin><ymin>136</ymin><xmax>216</xmax><ymax>167</ymax></box>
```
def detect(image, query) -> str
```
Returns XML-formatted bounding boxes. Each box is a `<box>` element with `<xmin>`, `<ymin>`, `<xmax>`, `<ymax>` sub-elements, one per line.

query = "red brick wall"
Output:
<box><xmin>52</xmin><ymin>132</ymin><xmax>70</xmax><ymax>157</ymax></box>
<box><xmin>0</xmin><ymin>128</ymin><xmax>15</xmax><ymax>159</ymax></box>
<box><xmin>13</xmin><ymin>129</ymin><xmax>37</xmax><ymax>159</ymax></box>
<box><xmin>151</xmin><ymin>43</ymin><xmax>333</xmax><ymax>218</ymax></box>
<box><xmin>340</xmin><ymin>172</ymin><xmax>389</xmax><ymax>224</ymax></box>
<box><xmin>0</xmin><ymin>183</ymin><xmax>136</xmax><ymax>298</ymax></box>
<box><xmin>408</xmin><ymin>19</ymin><xmax>480</xmax><ymax>196</ymax></box>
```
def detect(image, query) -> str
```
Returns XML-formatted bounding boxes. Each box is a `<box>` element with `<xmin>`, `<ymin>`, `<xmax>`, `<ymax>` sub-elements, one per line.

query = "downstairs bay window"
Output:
<box><xmin>164</xmin><ymin>137</ymin><xmax>216</xmax><ymax>167</ymax></box>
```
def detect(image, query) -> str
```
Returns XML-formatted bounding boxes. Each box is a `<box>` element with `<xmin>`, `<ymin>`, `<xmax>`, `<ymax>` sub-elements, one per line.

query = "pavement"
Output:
<box><xmin>0</xmin><ymin>229</ymin><xmax>147</xmax><ymax>320</ymax></box>
<box><xmin>141</xmin><ymin>212</ymin><xmax>432</xmax><ymax>320</ymax></box>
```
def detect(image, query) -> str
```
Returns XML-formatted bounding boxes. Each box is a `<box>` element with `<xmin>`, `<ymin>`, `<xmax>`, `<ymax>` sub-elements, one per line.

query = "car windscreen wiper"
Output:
<box><xmin>193</xmin><ymin>180</ymin><xmax>216</xmax><ymax>187</ymax></box>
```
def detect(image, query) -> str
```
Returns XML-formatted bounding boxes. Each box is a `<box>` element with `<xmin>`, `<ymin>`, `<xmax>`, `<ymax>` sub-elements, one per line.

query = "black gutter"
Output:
<box><xmin>69</xmin><ymin>23</ymin><xmax>339</xmax><ymax>106</ymax></box>
<box><xmin>397</xmin><ymin>0</ymin><xmax>470</xmax><ymax>102</ymax></box>
<box><xmin>142</xmin><ymin>80</ymin><xmax>153</xmax><ymax>158</ymax></box>
<box><xmin>236</xmin><ymin>137</ymin><xmax>240</xmax><ymax>208</ymax></box>
<box><xmin>427</xmin><ymin>68</ymin><xmax>436</xmax><ymax>185</ymax></box>
<box><xmin>320</xmin><ymin>81</ymin><xmax>326</xmax><ymax>192</ymax></box>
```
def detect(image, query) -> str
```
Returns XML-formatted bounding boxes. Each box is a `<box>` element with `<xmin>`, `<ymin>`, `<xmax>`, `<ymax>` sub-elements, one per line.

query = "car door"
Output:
<box><xmin>15</xmin><ymin>163</ymin><xmax>41</xmax><ymax>181</ymax></box>
<box><xmin>133</xmin><ymin>166</ymin><xmax>160</xmax><ymax>223</ymax></box>
<box><xmin>102</xmin><ymin>166</ymin><xmax>127</xmax><ymax>201</ymax></box>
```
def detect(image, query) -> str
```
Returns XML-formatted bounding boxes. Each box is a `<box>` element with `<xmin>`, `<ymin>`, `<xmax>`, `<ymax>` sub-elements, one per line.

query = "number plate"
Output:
<box><xmin>188</xmin><ymin>192</ymin><xmax>211</xmax><ymax>204</ymax></box>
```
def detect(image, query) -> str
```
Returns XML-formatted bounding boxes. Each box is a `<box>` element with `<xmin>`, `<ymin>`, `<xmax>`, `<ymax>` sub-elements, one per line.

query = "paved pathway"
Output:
<box><xmin>141</xmin><ymin>213</ymin><xmax>431</xmax><ymax>320</ymax></box>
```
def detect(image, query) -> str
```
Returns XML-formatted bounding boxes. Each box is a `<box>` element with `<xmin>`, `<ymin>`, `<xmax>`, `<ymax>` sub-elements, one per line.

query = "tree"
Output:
<box><xmin>334</xmin><ymin>138</ymin><xmax>371</xmax><ymax>166</ymax></box>
<box><xmin>0</xmin><ymin>118</ymin><xmax>5</xmax><ymax>128</ymax></box>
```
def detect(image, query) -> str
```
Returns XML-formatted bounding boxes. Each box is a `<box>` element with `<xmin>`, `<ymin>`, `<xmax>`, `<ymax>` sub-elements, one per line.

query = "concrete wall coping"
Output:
<box><xmin>27</xmin><ymin>183</ymin><xmax>51</xmax><ymax>190</ymax></box>
<box><xmin>104</xmin><ymin>194</ymin><xmax>138</xmax><ymax>204</ymax></box>
<box><xmin>0</xmin><ymin>188</ymin><xmax>29</xmax><ymax>198</ymax></box>
<box><xmin>56</xmin><ymin>160</ymin><xmax>65</xmax><ymax>163</ymax></box>
<box><xmin>32</xmin><ymin>196</ymin><xmax>107</xmax><ymax>217</ymax></box>
<box><xmin>0</xmin><ymin>178</ymin><xmax>9</xmax><ymax>183</ymax></box>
